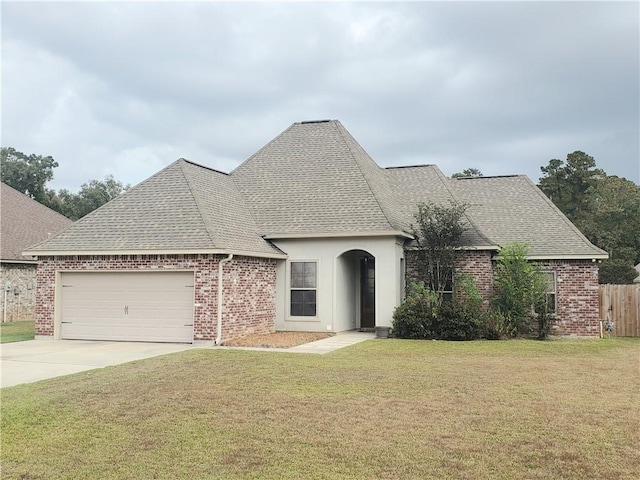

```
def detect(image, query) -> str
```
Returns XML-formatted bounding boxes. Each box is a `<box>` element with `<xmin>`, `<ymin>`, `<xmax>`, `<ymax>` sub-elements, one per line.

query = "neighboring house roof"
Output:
<box><xmin>24</xmin><ymin>120</ymin><xmax>608</xmax><ymax>260</ymax></box>
<box><xmin>452</xmin><ymin>175</ymin><xmax>608</xmax><ymax>259</ymax></box>
<box><xmin>634</xmin><ymin>264</ymin><xmax>640</xmax><ymax>283</ymax></box>
<box><xmin>0</xmin><ymin>182</ymin><xmax>73</xmax><ymax>262</ymax></box>
<box><xmin>25</xmin><ymin>160</ymin><xmax>284</xmax><ymax>258</ymax></box>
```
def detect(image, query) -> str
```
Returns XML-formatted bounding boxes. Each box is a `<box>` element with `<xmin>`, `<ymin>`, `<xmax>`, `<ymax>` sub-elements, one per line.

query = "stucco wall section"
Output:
<box><xmin>35</xmin><ymin>254</ymin><xmax>276</xmax><ymax>341</ymax></box>
<box><xmin>0</xmin><ymin>263</ymin><xmax>37</xmax><ymax>322</ymax></box>
<box><xmin>272</xmin><ymin>236</ymin><xmax>404</xmax><ymax>332</ymax></box>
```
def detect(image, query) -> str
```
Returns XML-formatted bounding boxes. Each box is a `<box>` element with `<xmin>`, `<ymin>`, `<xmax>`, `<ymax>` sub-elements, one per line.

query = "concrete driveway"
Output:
<box><xmin>1</xmin><ymin>340</ymin><xmax>198</xmax><ymax>388</ymax></box>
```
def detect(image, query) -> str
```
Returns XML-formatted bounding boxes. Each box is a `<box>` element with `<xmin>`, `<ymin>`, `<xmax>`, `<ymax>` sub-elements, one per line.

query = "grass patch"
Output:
<box><xmin>0</xmin><ymin>320</ymin><xmax>34</xmax><ymax>343</ymax></box>
<box><xmin>2</xmin><ymin>338</ymin><xmax>639</xmax><ymax>479</ymax></box>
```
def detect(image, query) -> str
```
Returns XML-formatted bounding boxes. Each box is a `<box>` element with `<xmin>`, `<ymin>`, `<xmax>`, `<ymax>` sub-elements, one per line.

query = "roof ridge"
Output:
<box><xmin>176</xmin><ymin>158</ymin><xmax>278</xmax><ymax>253</ymax></box>
<box><xmin>180</xmin><ymin>160</ymin><xmax>283</xmax><ymax>256</ymax></box>
<box><xmin>230</xmin><ymin>173</ymin><xmax>269</xmax><ymax>240</ymax></box>
<box><xmin>334</xmin><ymin>121</ymin><xmax>399</xmax><ymax>231</ymax></box>
<box><xmin>432</xmin><ymin>166</ymin><xmax>497</xmax><ymax>246</ymax></box>
<box><xmin>178</xmin><ymin>157</ymin><xmax>230</xmax><ymax>176</ymax></box>
<box><xmin>523</xmin><ymin>175</ymin><xmax>608</xmax><ymax>255</ymax></box>
<box><xmin>178</xmin><ymin>160</ymin><xmax>222</xmax><ymax>248</ymax></box>
<box><xmin>385</xmin><ymin>164</ymin><xmax>436</xmax><ymax>170</ymax></box>
<box><xmin>455</xmin><ymin>174</ymin><xmax>521</xmax><ymax>180</ymax></box>
<box><xmin>230</xmin><ymin>123</ymin><xmax>297</xmax><ymax>176</ymax></box>
<box><xmin>22</xmin><ymin>159</ymin><xmax>185</xmax><ymax>251</ymax></box>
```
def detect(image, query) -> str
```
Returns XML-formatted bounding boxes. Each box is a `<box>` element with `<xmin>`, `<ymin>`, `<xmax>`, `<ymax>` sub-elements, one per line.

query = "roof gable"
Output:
<box><xmin>0</xmin><ymin>183</ymin><xmax>73</xmax><ymax>261</ymax></box>
<box><xmin>231</xmin><ymin>120</ymin><xmax>404</xmax><ymax>236</ymax></box>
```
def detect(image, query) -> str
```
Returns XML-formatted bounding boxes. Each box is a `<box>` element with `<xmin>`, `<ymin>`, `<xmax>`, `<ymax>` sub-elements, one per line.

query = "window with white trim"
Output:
<box><xmin>290</xmin><ymin>261</ymin><xmax>317</xmax><ymax>316</ymax></box>
<box><xmin>441</xmin><ymin>276</ymin><xmax>454</xmax><ymax>302</ymax></box>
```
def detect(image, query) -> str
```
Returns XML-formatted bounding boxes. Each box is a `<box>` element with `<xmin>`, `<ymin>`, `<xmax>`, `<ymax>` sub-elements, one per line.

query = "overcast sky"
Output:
<box><xmin>2</xmin><ymin>1</ymin><xmax>639</xmax><ymax>192</ymax></box>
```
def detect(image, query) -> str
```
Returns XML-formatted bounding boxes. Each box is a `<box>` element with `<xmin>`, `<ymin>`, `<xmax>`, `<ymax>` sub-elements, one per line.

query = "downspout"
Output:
<box><xmin>2</xmin><ymin>282</ymin><xmax>8</xmax><ymax>324</ymax></box>
<box><xmin>215</xmin><ymin>254</ymin><xmax>233</xmax><ymax>345</ymax></box>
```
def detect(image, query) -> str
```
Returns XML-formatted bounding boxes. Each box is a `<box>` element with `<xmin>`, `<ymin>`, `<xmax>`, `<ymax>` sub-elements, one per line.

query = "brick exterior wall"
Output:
<box><xmin>405</xmin><ymin>250</ymin><xmax>493</xmax><ymax>309</ymax></box>
<box><xmin>35</xmin><ymin>254</ymin><xmax>276</xmax><ymax>342</ymax></box>
<box><xmin>405</xmin><ymin>249</ymin><xmax>601</xmax><ymax>337</ymax></box>
<box><xmin>540</xmin><ymin>260</ymin><xmax>601</xmax><ymax>337</ymax></box>
<box><xmin>0</xmin><ymin>263</ymin><xmax>37</xmax><ymax>322</ymax></box>
<box><xmin>454</xmin><ymin>250</ymin><xmax>494</xmax><ymax>310</ymax></box>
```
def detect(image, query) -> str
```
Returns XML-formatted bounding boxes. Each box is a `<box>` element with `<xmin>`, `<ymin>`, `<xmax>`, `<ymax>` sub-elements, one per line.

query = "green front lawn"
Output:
<box><xmin>0</xmin><ymin>320</ymin><xmax>34</xmax><ymax>343</ymax></box>
<box><xmin>2</xmin><ymin>338</ymin><xmax>638</xmax><ymax>479</ymax></box>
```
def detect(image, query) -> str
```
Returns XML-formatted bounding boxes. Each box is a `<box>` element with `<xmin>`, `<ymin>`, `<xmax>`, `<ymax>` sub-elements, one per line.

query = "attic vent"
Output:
<box><xmin>300</xmin><ymin>119</ymin><xmax>332</xmax><ymax>124</ymax></box>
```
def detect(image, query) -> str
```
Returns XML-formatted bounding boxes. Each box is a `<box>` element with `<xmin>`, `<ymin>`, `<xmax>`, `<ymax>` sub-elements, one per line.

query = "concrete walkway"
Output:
<box><xmin>1</xmin><ymin>331</ymin><xmax>376</xmax><ymax>388</ymax></box>
<box><xmin>217</xmin><ymin>330</ymin><xmax>376</xmax><ymax>355</ymax></box>
<box><xmin>288</xmin><ymin>330</ymin><xmax>375</xmax><ymax>353</ymax></box>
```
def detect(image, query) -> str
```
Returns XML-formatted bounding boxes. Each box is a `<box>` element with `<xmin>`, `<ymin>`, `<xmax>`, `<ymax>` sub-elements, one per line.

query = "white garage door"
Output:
<box><xmin>60</xmin><ymin>271</ymin><xmax>195</xmax><ymax>343</ymax></box>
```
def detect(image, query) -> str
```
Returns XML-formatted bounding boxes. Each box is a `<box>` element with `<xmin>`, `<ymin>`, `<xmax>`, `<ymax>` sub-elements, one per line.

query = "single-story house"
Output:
<box><xmin>1</xmin><ymin>182</ymin><xmax>73</xmax><ymax>322</ymax></box>
<box><xmin>25</xmin><ymin>120</ymin><xmax>608</xmax><ymax>343</ymax></box>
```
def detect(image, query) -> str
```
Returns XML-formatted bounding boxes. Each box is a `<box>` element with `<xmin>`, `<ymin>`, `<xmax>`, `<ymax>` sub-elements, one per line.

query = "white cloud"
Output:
<box><xmin>1</xmin><ymin>1</ymin><xmax>638</xmax><ymax>190</ymax></box>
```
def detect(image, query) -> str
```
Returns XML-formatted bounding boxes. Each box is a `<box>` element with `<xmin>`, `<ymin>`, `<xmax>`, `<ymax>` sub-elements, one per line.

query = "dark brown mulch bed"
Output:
<box><xmin>221</xmin><ymin>331</ymin><xmax>333</xmax><ymax>348</ymax></box>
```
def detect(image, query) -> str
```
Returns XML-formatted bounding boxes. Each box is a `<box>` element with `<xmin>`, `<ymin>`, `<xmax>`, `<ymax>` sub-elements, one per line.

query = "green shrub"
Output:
<box><xmin>492</xmin><ymin>242</ymin><xmax>547</xmax><ymax>337</ymax></box>
<box><xmin>436</xmin><ymin>301</ymin><xmax>483</xmax><ymax>341</ymax></box>
<box><xmin>536</xmin><ymin>307</ymin><xmax>553</xmax><ymax>340</ymax></box>
<box><xmin>481</xmin><ymin>309</ymin><xmax>507</xmax><ymax>340</ymax></box>
<box><xmin>394</xmin><ymin>278</ymin><xmax>502</xmax><ymax>342</ymax></box>
<box><xmin>392</xmin><ymin>282</ymin><xmax>438</xmax><ymax>339</ymax></box>
<box><xmin>456</xmin><ymin>273</ymin><xmax>483</xmax><ymax>307</ymax></box>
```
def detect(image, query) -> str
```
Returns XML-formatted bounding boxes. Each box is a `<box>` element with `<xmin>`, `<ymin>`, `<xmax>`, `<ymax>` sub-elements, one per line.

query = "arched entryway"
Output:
<box><xmin>335</xmin><ymin>249</ymin><xmax>376</xmax><ymax>331</ymax></box>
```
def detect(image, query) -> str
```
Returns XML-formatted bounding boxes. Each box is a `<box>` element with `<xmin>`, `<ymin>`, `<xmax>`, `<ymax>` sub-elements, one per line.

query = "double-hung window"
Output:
<box><xmin>440</xmin><ymin>274</ymin><xmax>454</xmax><ymax>302</ymax></box>
<box><xmin>290</xmin><ymin>261</ymin><xmax>317</xmax><ymax>317</ymax></box>
<box><xmin>542</xmin><ymin>271</ymin><xmax>557</xmax><ymax>314</ymax></box>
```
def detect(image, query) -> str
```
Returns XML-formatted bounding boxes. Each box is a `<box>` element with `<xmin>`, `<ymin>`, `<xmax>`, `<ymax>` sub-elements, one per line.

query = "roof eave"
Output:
<box><xmin>524</xmin><ymin>254</ymin><xmax>610</xmax><ymax>261</ymax></box>
<box><xmin>404</xmin><ymin>244</ymin><xmax>500</xmax><ymax>251</ymax></box>
<box><xmin>263</xmin><ymin>230</ymin><xmax>414</xmax><ymax>240</ymax></box>
<box><xmin>1</xmin><ymin>258</ymin><xmax>39</xmax><ymax>265</ymax></box>
<box><xmin>22</xmin><ymin>248</ymin><xmax>288</xmax><ymax>260</ymax></box>
<box><xmin>459</xmin><ymin>245</ymin><xmax>500</xmax><ymax>251</ymax></box>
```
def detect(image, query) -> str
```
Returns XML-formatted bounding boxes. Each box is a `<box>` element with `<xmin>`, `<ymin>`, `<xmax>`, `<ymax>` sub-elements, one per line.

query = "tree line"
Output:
<box><xmin>453</xmin><ymin>151</ymin><xmax>640</xmax><ymax>284</ymax></box>
<box><xmin>1</xmin><ymin>147</ymin><xmax>129</xmax><ymax>221</ymax></box>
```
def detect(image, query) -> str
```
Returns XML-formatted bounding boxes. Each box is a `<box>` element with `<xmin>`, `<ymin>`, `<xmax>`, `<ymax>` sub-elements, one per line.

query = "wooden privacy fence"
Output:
<box><xmin>599</xmin><ymin>284</ymin><xmax>640</xmax><ymax>337</ymax></box>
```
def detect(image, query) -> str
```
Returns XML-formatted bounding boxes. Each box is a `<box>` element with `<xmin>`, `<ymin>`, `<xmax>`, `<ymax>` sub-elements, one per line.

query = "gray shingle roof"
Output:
<box><xmin>23</xmin><ymin>120</ymin><xmax>607</xmax><ymax>260</ymax></box>
<box><xmin>1</xmin><ymin>183</ymin><xmax>73</xmax><ymax>261</ymax></box>
<box><xmin>231</xmin><ymin>120</ymin><xmax>406</xmax><ymax>236</ymax></box>
<box><xmin>452</xmin><ymin>175</ymin><xmax>608</xmax><ymax>258</ymax></box>
<box><xmin>25</xmin><ymin>160</ymin><xmax>283</xmax><ymax>257</ymax></box>
<box><xmin>385</xmin><ymin>165</ymin><xmax>495</xmax><ymax>248</ymax></box>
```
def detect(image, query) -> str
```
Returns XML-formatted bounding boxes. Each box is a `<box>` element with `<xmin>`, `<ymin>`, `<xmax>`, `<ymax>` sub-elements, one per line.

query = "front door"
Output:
<box><xmin>360</xmin><ymin>257</ymin><xmax>375</xmax><ymax>329</ymax></box>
